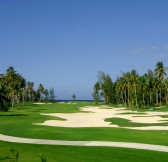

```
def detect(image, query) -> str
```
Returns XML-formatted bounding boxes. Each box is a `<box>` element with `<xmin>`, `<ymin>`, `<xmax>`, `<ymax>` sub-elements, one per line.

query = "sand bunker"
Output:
<box><xmin>34</xmin><ymin>103</ymin><xmax>46</xmax><ymax>105</ymax></box>
<box><xmin>34</xmin><ymin>106</ymin><xmax>168</xmax><ymax>130</ymax></box>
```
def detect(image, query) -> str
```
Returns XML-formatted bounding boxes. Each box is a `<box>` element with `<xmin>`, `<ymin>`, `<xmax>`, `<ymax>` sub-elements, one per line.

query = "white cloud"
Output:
<box><xmin>134</xmin><ymin>46</ymin><xmax>159</xmax><ymax>53</ymax></box>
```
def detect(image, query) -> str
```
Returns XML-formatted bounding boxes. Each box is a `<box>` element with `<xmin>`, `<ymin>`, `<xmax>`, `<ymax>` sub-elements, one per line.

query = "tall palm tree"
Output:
<box><xmin>44</xmin><ymin>89</ymin><xmax>49</xmax><ymax>102</ymax></box>
<box><xmin>146</xmin><ymin>69</ymin><xmax>155</xmax><ymax>105</ymax></box>
<box><xmin>155</xmin><ymin>61</ymin><xmax>167</xmax><ymax>81</ymax></box>
<box><xmin>103</xmin><ymin>74</ymin><xmax>113</xmax><ymax>104</ymax></box>
<box><xmin>93</xmin><ymin>82</ymin><xmax>101</xmax><ymax>103</ymax></box>
<box><xmin>37</xmin><ymin>83</ymin><xmax>45</xmax><ymax>102</ymax></box>
<box><xmin>26</xmin><ymin>81</ymin><xmax>34</xmax><ymax>101</ymax></box>
<box><xmin>5</xmin><ymin>67</ymin><xmax>18</xmax><ymax>110</ymax></box>
<box><xmin>139</xmin><ymin>75</ymin><xmax>148</xmax><ymax>108</ymax></box>
<box><xmin>153</xmin><ymin>77</ymin><xmax>160</xmax><ymax>105</ymax></box>
<box><xmin>0</xmin><ymin>74</ymin><xmax>10</xmax><ymax>111</ymax></box>
<box><xmin>164</xmin><ymin>78</ymin><xmax>168</xmax><ymax>104</ymax></box>
<box><xmin>123</xmin><ymin>72</ymin><xmax>131</xmax><ymax>108</ymax></box>
<box><xmin>130</xmin><ymin>69</ymin><xmax>139</xmax><ymax>109</ymax></box>
<box><xmin>154</xmin><ymin>61</ymin><xmax>167</xmax><ymax>105</ymax></box>
<box><xmin>117</xmin><ymin>77</ymin><xmax>126</xmax><ymax>105</ymax></box>
<box><xmin>116</xmin><ymin>78</ymin><xmax>124</xmax><ymax>104</ymax></box>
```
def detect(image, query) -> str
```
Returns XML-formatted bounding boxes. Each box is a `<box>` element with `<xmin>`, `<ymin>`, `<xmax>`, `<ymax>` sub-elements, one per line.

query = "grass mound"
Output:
<box><xmin>105</xmin><ymin>117</ymin><xmax>168</xmax><ymax>127</ymax></box>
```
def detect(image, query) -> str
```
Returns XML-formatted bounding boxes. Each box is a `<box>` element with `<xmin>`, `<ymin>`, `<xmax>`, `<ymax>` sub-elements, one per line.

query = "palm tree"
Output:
<box><xmin>37</xmin><ymin>84</ymin><xmax>45</xmax><ymax>102</ymax></box>
<box><xmin>154</xmin><ymin>61</ymin><xmax>167</xmax><ymax>105</ymax></box>
<box><xmin>146</xmin><ymin>69</ymin><xmax>155</xmax><ymax>105</ymax></box>
<box><xmin>155</xmin><ymin>61</ymin><xmax>167</xmax><ymax>81</ymax></box>
<box><xmin>26</xmin><ymin>81</ymin><xmax>34</xmax><ymax>101</ymax></box>
<box><xmin>116</xmin><ymin>77</ymin><xmax>127</xmax><ymax>105</ymax></box>
<box><xmin>123</xmin><ymin>72</ymin><xmax>131</xmax><ymax>108</ymax></box>
<box><xmin>5</xmin><ymin>67</ymin><xmax>17</xmax><ymax>82</ymax></box>
<box><xmin>44</xmin><ymin>89</ymin><xmax>49</xmax><ymax>102</ymax></box>
<box><xmin>164</xmin><ymin>78</ymin><xmax>168</xmax><ymax>104</ymax></box>
<box><xmin>93</xmin><ymin>82</ymin><xmax>101</xmax><ymax>103</ymax></box>
<box><xmin>122</xmin><ymin>77</ymin><xmax>127</xmax><ymax>106</ymax></box>
<box><xmin>72</xmin><ymin>94</ymin><xmax>77</xmax><ymax>101</ymax></box>
<box><xmin>0</xmin><ymin>74</ymin><xmax>10</xmax><ymax>111</ymax></box>
<box><xmin>153</xmin><ymin>78</ymin><xmax>160</xmax><ymax>105</ymax></box>
<box><xmin>139</xmin><ymin>75</ymin><xmax>148</xmax><ymax>108</ymax></box>
<box><xmin>5</xmin><ymin>67</ymin><xmax>19</xmax><ymax>110</ymax></box>
<box><xmin>130</xmin><ymin>69</ymin><xmax>139</xmax><ymax>109</ymax></box>
<box><xmin>103</xmin><ymin>74</ymin><xmax>113</xmax><ymax>104</ymax></box>
<box><xmin>97</xmin><ymin>71</ymin><xmax>114</xmax><ymax>104</ymax></box>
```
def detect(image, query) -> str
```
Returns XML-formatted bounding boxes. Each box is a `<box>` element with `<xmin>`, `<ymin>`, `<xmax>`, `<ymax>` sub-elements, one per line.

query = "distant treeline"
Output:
<box><xmin>93</xmin><ymin>61</ymin><xmax>168</xmax><ymax>109</ymax></box>
<box><xmin>0</xmin><ymin>67</ymin><xmax>55</xmax><ymax>111</ymax></box>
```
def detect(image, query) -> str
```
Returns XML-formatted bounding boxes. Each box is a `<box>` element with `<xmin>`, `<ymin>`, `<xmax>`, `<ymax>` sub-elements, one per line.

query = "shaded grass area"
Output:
<box><xmin>105</xmin><ymin>117</ymin><xmax>168</xmax><ymax>127</ymax></box>
<box><xmin>153</xmin><ymin>106</ymin><xmax>168</xmax><ymax>112</ymax></box>
<box><xmin>0</xmin><ymin>141</ymin><xmax>168</xmax><ymax>162</ymax></box>
<box><xmin>160</xmin><ymin>115</ymin><xmax>168</xmax><ymax>118</ymax></box>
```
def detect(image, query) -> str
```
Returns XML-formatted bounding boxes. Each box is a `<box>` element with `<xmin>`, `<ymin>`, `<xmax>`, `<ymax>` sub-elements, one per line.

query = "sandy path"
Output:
<box><xmin>0</xmin><ymin>134</ymin><xmax>168</xmax><ymax>152</ymax></box>
<box><xmin>34</xmin><ymin>106</ymin><xmax>168</xmax><ymax>130</ymax></box>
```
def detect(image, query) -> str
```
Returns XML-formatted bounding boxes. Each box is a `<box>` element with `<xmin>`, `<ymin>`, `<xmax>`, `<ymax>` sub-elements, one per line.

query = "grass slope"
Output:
<box><xmin>0</xmin><ymin>141</ymin><xmax>168</xmax><ymax>162</ymax></box>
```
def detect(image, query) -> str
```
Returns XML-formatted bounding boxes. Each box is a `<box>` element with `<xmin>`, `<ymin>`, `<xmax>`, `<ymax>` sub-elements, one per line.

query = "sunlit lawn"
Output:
<box><xmin>1</xmin><ymin>102</ymin><xmax>168</xmax><ymax>161</ymax></box>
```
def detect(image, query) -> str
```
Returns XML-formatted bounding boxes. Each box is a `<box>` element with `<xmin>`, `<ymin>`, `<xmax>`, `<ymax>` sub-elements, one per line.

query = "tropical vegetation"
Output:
<box><xmin>93</xmin><ymin>61</ymin><xmax>168</xmax><ymax>109</ymax></box>
<box><xmin>0</xmin><ymin>66</ymin><xmax>55</xmax><ymax>111</ymax></box>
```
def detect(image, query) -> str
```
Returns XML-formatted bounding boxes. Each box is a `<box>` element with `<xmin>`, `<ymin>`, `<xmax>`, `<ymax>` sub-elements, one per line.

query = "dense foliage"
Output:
<box><xmin>0</xmin><ymin>67</ymin><xmax>55</xmax><ymax>111</ymax></box>
<box><xmin>93</xmin><ymin>61</ymin><xmax>168</xmax><ymax>108</ymax></box>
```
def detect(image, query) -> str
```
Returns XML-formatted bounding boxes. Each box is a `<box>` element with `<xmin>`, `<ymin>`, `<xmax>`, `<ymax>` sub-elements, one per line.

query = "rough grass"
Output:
<box><xmin>0</xmin><ymin>141</ymin><xmax>168</xmax><ymax>162</ymax></box>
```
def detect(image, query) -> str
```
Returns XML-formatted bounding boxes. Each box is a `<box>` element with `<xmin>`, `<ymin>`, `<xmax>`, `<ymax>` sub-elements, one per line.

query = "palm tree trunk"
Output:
<box><xmin>165</xmin><ymin>89</ymin><xmax>168</xmax><ymax>105</ymax></box>
<box><xmin>163</xmin><ymin>81</ymin><xmax>168</xmax><ymax>105</ymax></box>
<box><xmin>11</xmin><ymin>97</ymin><xmax>14</xmax><ymax>112</ymax></box>
<box><xmin>22</xmin><ymin>89</ymin><xmax>25</xmax><ymax>105</ymax></box>
<box><xmin>150</xmin><ymin>92</ymin><xmax>152</xmax><ymax>105</ymax></box>
<box><xmin>166</xmin><ymin>92</ymin><xmax>168</xmax><ymax>105</ymax></box>
<box><xmin>121</xmin><ymin>92</ymin><xmax>124</xmax><ymax>104</ymax></box>
<box><xmin>134</xmin><ymin>82</ymin><xmax>138</xmax><ymax>109</ymax></box>
<box><xmin>40</xmin><ymin>94</ymin><xmax>42</xmax><ymax>102</ymax></box>
<box><xmin>16</xmin><ymin>95</ymin><xmax>19</xmax><ymax>106</ymax></box>
<box><xmin>128</xmin><ymin>82</ymin><xmax>130</xmax><ymax>109</ymax></box>
<box><xmin>160</xmin><ymin>89</ymin><xmax>162</xmax><ymax>106</ymax></box>
<box><xmin>156</xmin><ymin>90</ymin><xmax>158</xmax><ymax>105</ymax></box>
<box><xmin>124</xmin><ymin>90</ymin><xmax>127</xmax><ymax>106</ymax></box>
<box><xmin>143</xmin><ymin>92</ymin><xmax>145</xmax><ymax>108</ymax></box>
<box><xmin>116</xmin><ymin>94</ymin><xmax>119</xmax><ymax>104</ymax></box>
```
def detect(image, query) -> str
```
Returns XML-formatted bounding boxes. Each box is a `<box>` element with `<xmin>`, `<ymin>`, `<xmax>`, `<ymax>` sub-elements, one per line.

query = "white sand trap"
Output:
<box><xmin>34</xmin><ymin>103</ymin><xmax>53</xmax><ymax>105</ymax></box>
<box><xmin>34</xmin><ymin>103</ymin><xmax>45</xmax><ymax>105</ymax></box>
<box><xmin>34</xmin><ymin>106</ymin><xmax>168</xmax><ymax>130</ymax></box>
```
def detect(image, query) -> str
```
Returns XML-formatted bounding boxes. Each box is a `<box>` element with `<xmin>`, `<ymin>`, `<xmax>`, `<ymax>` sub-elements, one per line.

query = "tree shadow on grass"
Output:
<box><xmin>0</xmin><ymin>156</ymin><xmax>10</xmax><ymax>161</ymax></box>
<box><xmin>0</xmin><ymin>114</ymin><xmax>28</xmax><ymax>117</ymax></box>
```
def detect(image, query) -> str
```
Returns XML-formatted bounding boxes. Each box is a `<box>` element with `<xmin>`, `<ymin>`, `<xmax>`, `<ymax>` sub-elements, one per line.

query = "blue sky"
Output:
<box><xmin>1</xmin><ymin>0</ymin><xmax>168</xmax><ymax>99</ymax></box>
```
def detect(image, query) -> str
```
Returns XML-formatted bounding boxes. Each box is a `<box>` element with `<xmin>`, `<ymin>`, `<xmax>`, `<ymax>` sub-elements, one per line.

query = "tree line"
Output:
<box><xmin>93</xmin><ymin>61</ymin><xmax>168</xmax><ymax>109</ymax></box>
<box><xmin>0</xmin><ymin>66</ymin><xmax>55</xmax><ymax>111</ymax></box>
